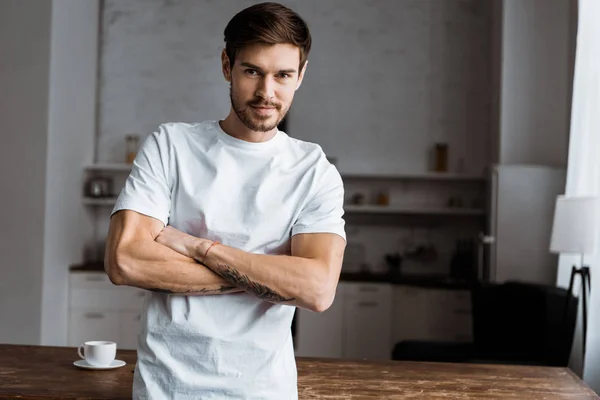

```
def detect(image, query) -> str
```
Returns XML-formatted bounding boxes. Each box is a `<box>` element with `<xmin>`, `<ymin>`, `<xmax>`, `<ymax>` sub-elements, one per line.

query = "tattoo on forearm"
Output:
<box><xmin>214</xmin><ymin>263</ymin><xmax>295</xmax><ymax>302</ymax></box>
<box><xmin>148</xmin><ymin>288</ymin><xmax>174</xmax><ymax>294</ymax></box>
<box><xmin>148</xmin><ymin>285</ymin><xmax>237</xmax><ymax>295</ymax></box>
<box><xmin>194</xmin><ymin>285</ymin><xmax>238</xmax><ymax>294</ymax></box>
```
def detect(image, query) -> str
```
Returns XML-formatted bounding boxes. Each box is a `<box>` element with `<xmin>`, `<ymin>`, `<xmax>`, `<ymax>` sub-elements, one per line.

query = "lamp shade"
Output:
<box><xmin>550</xmin><ymin>195</ymin><xmax>599</xmax><ymax>255</ymax></box>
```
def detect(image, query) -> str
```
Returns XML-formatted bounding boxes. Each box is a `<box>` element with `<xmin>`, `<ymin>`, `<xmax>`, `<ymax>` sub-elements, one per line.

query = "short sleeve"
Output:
<box><xmin>111</xmin><ymin>126</ymin><xmax>172</xmax><ymax>226</ymax></box>
<box><xmin>291</xmin><ymin>164</ymin><xmax>346</xmax><ymax>241</ymax></box>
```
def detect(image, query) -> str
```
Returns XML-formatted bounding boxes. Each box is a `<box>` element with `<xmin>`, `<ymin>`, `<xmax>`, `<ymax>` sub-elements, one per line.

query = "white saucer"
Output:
<box><xmin>73</xmin><ymin>359</ymin><xmax>126</xmax><ymax>370</ymax></box>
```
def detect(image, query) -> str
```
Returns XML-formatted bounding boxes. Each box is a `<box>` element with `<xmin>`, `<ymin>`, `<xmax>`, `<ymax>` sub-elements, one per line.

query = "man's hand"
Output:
<box><xmin>155</xmin><ymin>226</ymin><xmax>203</xmax><ymax>259</ymax></box>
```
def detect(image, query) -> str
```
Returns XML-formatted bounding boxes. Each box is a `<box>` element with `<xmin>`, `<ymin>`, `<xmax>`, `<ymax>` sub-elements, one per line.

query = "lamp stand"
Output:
<box><xmin>563</xmin><ymin>265</ymin><xmax>592</xmax><ymax>361</ymax></box>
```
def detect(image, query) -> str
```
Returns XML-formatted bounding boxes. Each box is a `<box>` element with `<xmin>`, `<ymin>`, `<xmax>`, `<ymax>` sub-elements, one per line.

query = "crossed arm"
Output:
<box><xmin>104</xmin><ymin>210</ymin><xmax>346</xmax><ymax>312</ymax></box>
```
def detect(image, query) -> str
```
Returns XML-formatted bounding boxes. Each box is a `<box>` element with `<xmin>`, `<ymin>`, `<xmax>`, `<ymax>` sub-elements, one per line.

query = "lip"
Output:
<box><xmin>250</xmin><ymin>105</ymin><xmax>277</xmax><ymax>116</ymax></box>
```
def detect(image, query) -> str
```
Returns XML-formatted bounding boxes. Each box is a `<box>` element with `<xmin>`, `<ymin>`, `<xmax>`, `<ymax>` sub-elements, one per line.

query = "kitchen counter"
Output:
<box><xmin>0</xmin><ymin>344</ymin><xmax>597</xmax><ymax>399</ymax></box>
<box><xmin>339</xmin><ymin>271</ymin><xmax>474</xmax><ymax>289</ymax></box>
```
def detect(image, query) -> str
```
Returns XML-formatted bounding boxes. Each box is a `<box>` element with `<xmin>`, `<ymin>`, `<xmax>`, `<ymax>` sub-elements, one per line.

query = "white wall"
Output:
<box><xmin>41</xmin><ymin>0</ymin><xmax>99</xmax><ymax>346</ymax></box>
<box><xmin>0</xmin><ymin>0</ymin><xmax>98</xmax><ymax>346</ymax></box>
<box><xmin>0</xmin><ymin>0</ymin><xmax>52</xmax><ymax>345</ymax></box>
<box><xmin>97</xmin><ymin>0</ymin><xmax>491</xmax><ymax>176</ymax></box>
<box><xmin>498</xmin><ymin>0</ymin><xmax>572</xmax><ymax>167</ymax></box>
<box><xmin>284</xmin><ymin>0</ymin><xmax>491</xmax><ymax>176</ymax></box>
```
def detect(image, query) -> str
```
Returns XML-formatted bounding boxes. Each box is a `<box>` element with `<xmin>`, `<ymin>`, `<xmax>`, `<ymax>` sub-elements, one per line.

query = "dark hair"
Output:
<box><xmin>224</xmin><ymin>2</ymin><xmax>312</xmax><ymax>70</ymax></box>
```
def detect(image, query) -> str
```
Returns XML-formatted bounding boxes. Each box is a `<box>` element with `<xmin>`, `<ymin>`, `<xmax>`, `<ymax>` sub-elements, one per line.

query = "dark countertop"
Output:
<box><xmin>0</xmin><ymin>344</ymin><xmax>597</xmax><ymax>399</ymax></box>
<box><xmin>71</xmin><ymin>263</ymin><xmax>473</xmax><ymax>289</ymax></box>
<box><xmin>339</xmin><ymin>271</ymin><xmax>474</xmax><ymax>289</ymax></box>
<box><xmin>70</xmin><ymin>262</ymin><xmax>105</xmax><ymax>272</ymax></box>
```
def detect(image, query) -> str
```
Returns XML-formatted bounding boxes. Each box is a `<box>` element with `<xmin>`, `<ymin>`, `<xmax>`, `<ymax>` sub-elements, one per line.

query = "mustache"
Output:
<box><xmin>247</xmin><ymin>99</ymin><xmax>281</xmax><ymax>109</ymax></box>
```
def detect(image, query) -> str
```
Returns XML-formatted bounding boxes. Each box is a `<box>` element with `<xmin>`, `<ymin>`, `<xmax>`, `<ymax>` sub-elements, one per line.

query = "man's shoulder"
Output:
<box><xmin>147</xmin><ymin>121</ymin><xmax>218</xmax><ymax>153</ymax></box>
<box><xmin>279</xmin><ymin>134</ymin><xmax>341</xmax><ymax>185</ymax></box>
<box><xmin>281</xmin><ymin>134</ymin><xmax>327</xmax><ymax>160</ymax></box>
<box><xmin>157</xmin><ymin>121</ymin><xmax>216</xmax><ymax>138</ymax></box>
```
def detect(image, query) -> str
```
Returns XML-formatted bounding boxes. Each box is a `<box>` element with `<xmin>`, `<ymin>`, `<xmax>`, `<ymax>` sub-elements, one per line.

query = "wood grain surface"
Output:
<box><xmin>0</xmin><ymin>344</ymin><xmax>597</xmax><ymax>399</ymax></box>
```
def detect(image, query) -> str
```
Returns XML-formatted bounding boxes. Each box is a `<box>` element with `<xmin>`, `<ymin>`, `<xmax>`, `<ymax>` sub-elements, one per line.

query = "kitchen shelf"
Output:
<box><xmin>82</xmin><ymin>197</ymin><xmax>118</xmax><ymax>206</ymax></box>
<box><xmin>344</xmin><ymin>205</ymin><xmax>485</xmax><ymax>216</ymax></box>
<box><xmin>340</xmin><ymin>172</ymin><xmax>485</xmax><ymax>182</ymax></box>
<box><xmin>82</xmin><ymin>197</ymin><xmax>484</xmax><ymax>216</ymax></box>
<box><xmin>83</xmin><ymin>164</ymin><xmax>484</xmax><ymax>182</ymax></box>
<box><xmin>85</xmin><ymin>163</ymin><xmax>132</xmax><ymax>172</ymax></box>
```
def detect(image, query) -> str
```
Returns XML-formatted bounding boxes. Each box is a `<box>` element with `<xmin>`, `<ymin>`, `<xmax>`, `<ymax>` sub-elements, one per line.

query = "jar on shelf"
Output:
<box><xmin>125</xmin><ymin>134</ymin><xmax>140</xmax><ymax>164</ymax></box>
<box><xmin>434</xmin><ymin>143</ymin><xmax>448</xmax><ymax>172</ymax></box>
<box><xmin>376</xmin><ymin>190</ymin><xmax>390</xmax><ymax>206</ymax></box>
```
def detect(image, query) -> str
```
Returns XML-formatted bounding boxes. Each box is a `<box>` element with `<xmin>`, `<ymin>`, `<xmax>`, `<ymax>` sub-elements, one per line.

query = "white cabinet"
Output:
<box><xmin>392</xmin><ymin>285</ymin><xmax>472</xmax><ymax>344</ymax></box>
<box><xmin>295</xmin><ymin>282</ymin><xmax>393</xmax><ymax>360</ymax></box>
<box><xmin>343</xmin><ymin>283</ymin><xmax>392</xmax><ymax>360</ymax></box>
<box><xmin>120</xmin><ymin>287</ymin><xmax>148</xmax><ymax>311</ymax></box>
<box><xmin>69</xmin><ymin>310</ymin><xmax>120</xmax><ymax>346</ymax></box>
<box><xmin>295</xmin><ymin>289</ymin><xmax>344</xmax><ymax>358</ymax></box>
<box><xmin>68</xmin><ymin>271</ymin><xmax>145</xmax><ymax>350</ymax></box>
<box><xmin>296</xmin><ymin>282</ymin><xmax>472</xmax><ymax>361</ymax></box>
<box><xmin>391</xmin><ymin>285</ymin><xmax>431</xmax><ymax>341</ymax></box>
<box><xmin>119</xmin><ymin>311</ymin><xmax>142</xmax><ymax>350</ymax></box>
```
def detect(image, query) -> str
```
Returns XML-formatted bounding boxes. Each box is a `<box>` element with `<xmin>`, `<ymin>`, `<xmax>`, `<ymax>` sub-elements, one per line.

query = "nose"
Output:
<box><xmin>255</xmin><ymin>76</ymin><xmax>275</xmax><ymax>101</ymax></box>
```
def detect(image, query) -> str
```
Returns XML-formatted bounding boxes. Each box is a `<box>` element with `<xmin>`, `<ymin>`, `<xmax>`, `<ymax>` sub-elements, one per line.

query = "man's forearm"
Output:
<box><xmin>192</xmin><ymin>240</ymin><xmax>335</xmax><ymax>311</ymax></box>
<box><xmin>106</xmin><ymin>238</ymin><xmax>242</xmax><ymax>295</ymax></box>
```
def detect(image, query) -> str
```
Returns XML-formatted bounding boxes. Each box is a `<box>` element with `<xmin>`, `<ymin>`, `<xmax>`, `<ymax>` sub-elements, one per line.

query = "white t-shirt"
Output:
<box><xmin>111</xmin><ymin>121</ymin><xmax>346</xmax><ymax>399</ymax></box>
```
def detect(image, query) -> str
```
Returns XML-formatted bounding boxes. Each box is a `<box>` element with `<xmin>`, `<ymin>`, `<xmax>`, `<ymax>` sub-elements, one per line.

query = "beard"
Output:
<box><xmin>229</xmin><ymin>84</ymin><xmax>289</xmax><ymax>132</ymax></box>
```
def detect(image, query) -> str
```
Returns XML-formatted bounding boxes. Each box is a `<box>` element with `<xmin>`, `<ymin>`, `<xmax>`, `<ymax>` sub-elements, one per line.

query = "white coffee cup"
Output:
<box><xmin>77</xmin><ymin>341</ymin><xmax>117</xmax><ymax>366</ymax></box>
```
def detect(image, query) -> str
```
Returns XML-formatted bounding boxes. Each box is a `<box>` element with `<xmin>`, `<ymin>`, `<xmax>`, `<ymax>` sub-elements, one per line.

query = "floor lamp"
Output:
<box><xmin>550</xmin><ymin>195</ymin><xmax>598</xmax><ymax>363</ymax></box>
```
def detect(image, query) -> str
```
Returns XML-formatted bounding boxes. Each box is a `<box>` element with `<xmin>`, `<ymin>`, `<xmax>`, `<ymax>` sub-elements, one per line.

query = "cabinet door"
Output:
<box><xmin>392</xmin><ymin>286</ymin><xmax>441</xmax><ymax>342</ymax></box>
<box><xmin>119</xmin><ymin>311</ymin><xmax>142</xmax><ymax>350</ymax></box>
<box><xmin>392</xmin><ymin>286</ymin><xmax>472</xmax><ymax>343</ymax></box>
<box><xmin>343</xmin><ymin>296</ymin><xmax>392</xmax><ymax>360</ymax></box>
<box><xmin>68</xmin><ymin>310</ymin><xmax>120</xmax><ymax>347</ymax></box>
<box><xmin>70</xmin><ymin>272</ymin><xmax>114</xmax><ymax>290</ymax></box>
<box><xmin>295</xmin><ymin>293</ymin><xmax>344</xmax><ymax>358</ymax></box>
<box><xmin>430</xmin><ymin>290</ymin><xmax>472</xmax><ymax>342</ymax></box>
<box><xmin>119</xmin><ymin>287</ymin><xmax>148</xmax><ymax>312</ymax></box>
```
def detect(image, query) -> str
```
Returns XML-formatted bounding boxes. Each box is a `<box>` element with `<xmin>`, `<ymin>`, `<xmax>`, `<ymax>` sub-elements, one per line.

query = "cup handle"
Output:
<box><xmin>77</xmin><ymin>345</ymin><xmax>85</xmax><ymax>360</ymax></box>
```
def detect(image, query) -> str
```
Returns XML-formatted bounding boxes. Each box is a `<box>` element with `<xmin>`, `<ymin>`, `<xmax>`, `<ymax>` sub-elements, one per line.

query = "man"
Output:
<box><xmin>105</xmin><ymin>2</ymin><xmax>346</xmax><ymax>398</ymax></box>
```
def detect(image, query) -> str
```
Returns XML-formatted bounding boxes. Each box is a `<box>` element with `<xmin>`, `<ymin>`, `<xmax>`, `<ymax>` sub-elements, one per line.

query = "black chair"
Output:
<box><xmin>392</xmin><ymin>281</ymin><xmax>578</xmax><ymax>366</ymax></box>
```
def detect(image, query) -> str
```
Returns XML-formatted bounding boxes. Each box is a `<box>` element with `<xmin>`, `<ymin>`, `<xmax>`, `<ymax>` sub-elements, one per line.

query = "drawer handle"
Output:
<box><xmin>84</xmin><ymin>312</ymin><xmax>105</xmax><ymax>319</ymax></box>
<box><xmin>359</xmin><ymin>287</ymin><xmax>378</xmax><ymax>293</ymax></box>
<box><xmin>357</xmin><ymin>301</ymin><xmax>379</xmax><ymax>307</ymax></box>
<box><xmin>85</xmin><ymin>276</ymin><xmax>105</xmax><ymax>282</ymax></box>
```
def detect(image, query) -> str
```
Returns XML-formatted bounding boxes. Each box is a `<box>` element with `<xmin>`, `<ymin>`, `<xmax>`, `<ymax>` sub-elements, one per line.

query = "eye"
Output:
<box><xmin>245</xmin><ymin>69</ymin><xmax>260</xmax><ymax>76</ymax></box>
<box><xmin>277</xmin><ymin>73</ymin><xmax>291</xmax><ymax>79</ymax></box>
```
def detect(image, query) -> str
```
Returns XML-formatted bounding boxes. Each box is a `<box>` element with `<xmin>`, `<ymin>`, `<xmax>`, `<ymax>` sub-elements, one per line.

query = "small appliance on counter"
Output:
<box><xmin>85</xmin><ymin>177</ymin><xmax>113</xmax><ymax>198</ymax></box>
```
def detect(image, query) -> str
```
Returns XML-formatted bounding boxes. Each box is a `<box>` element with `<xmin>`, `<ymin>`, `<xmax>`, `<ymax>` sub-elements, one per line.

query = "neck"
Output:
<box><xmin>219</xmin><ymin>110</ymin><xmax>277</xmax><ymax>143</ymax></box>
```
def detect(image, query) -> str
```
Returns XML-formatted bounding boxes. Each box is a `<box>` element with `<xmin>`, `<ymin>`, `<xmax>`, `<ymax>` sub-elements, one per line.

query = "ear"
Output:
<box><xmin>221</xmin><ymin>49</ymin><xmax>232</xmax><ymax>82</ymax></box>
<box><xmin>296</xmin><ymin>61</ymin><xmax>308</xmax><ymax>91</ymax></box>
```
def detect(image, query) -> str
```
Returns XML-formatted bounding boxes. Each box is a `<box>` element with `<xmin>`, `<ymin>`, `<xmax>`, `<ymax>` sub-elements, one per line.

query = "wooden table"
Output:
<box><xmin>0</xmin><ymin>344</ymin><xmax>597</xmax><ymax>399</ymax></box>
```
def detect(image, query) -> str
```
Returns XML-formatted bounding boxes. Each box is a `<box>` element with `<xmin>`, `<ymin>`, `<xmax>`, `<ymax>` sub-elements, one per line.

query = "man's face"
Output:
<box><xmin>223</xmin><ymin>43</ymin><xmax>306</xmax><ymax>132</ymax></box>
